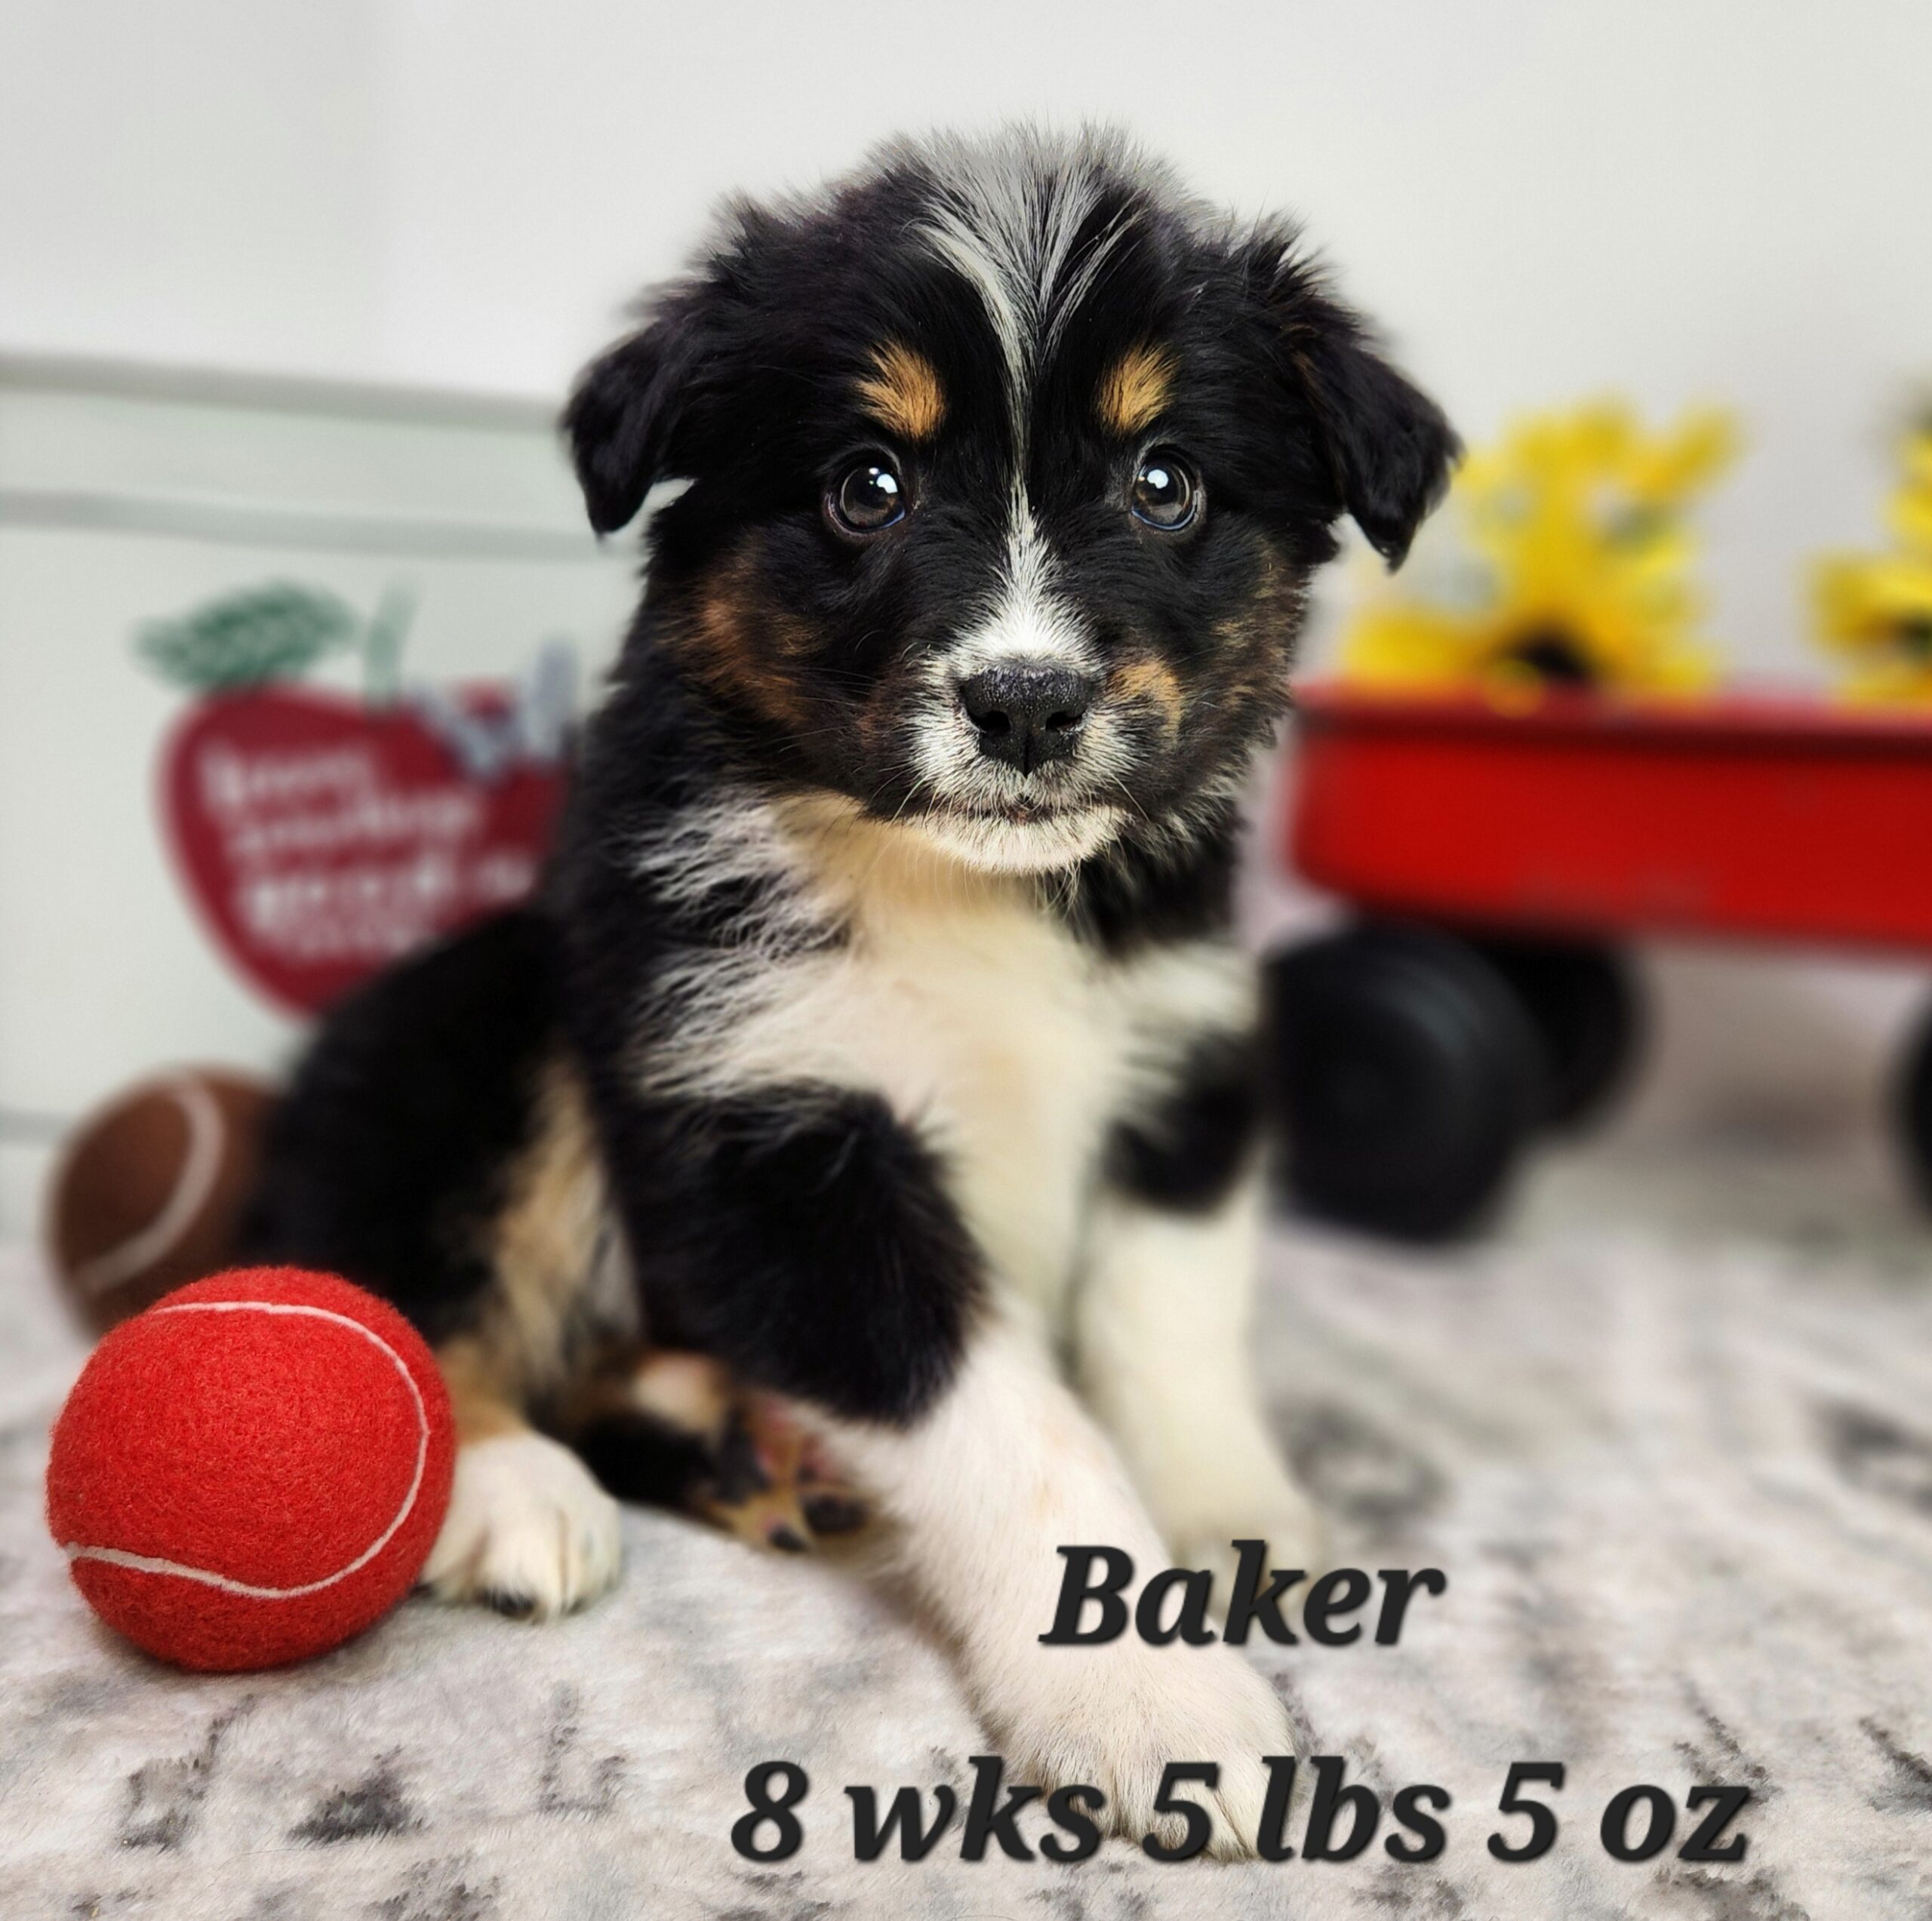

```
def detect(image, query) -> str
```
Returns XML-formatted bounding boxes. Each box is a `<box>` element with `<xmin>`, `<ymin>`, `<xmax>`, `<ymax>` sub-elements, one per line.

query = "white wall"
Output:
<box><xmin>7</xmin><ymin>0</ymin><xmax>1932</xmax><ymax>675</ymax></box>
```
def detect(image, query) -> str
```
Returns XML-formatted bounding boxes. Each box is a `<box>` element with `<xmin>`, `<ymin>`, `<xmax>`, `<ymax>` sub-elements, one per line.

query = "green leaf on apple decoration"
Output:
<box><xmin>136</xmin><ymin>582</ymin><xmax>361</xmax><ymax>692</ymax></box>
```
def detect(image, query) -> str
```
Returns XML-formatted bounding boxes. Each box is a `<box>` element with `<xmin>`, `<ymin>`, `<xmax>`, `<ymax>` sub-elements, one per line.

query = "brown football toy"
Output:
<box><xmin>46</xmin><ymin>1068</ymin><xmax>277</xmax><ymax>1336</ymax></box>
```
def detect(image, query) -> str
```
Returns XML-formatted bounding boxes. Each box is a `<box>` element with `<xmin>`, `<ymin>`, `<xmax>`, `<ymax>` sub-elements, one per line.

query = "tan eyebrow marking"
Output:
<box><xmin>1097</xmin><ymin>343</ymin><xmax>1177</xmax><ymax>436</ymax></box>
<box><xmin>855</xmin><ymin>342</ymin><xmax>946</xmax><ymax>442</ymax></box>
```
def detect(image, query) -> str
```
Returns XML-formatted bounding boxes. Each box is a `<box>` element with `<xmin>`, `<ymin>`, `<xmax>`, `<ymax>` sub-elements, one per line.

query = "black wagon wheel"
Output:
<box><xmin>1463</xmin><ymin>933</ymin><xmax>1644</xmax><ymax>1132</ymax></box>
<box><xmin>1895</xmin><ymin>998</ymin><xmax>1932</xmax><ymax>1210</ymax></box>
<box><xmin>1264</xmin><ymin>921</ymin><xmax>1540</xmax><ymax>1241</ymax></box>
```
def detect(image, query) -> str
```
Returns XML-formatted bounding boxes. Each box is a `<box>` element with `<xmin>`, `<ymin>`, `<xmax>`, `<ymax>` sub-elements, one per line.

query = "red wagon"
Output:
<box><xmin>1269</xmin><ymin>684</ymin><xmax>1932</xmax><ymax>1237</ymax></box>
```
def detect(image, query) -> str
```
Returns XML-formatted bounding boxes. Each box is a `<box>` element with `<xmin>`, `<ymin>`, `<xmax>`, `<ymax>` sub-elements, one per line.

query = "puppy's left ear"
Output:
<box><xmin>1298</xmin><ymin>321</ymin><xmax>1460</xmax><ymax>567</ymax></box>
<box><xmin>1261</xmin><ymin>252</ymin><xmax>1461</xmax><ymax>567</ymax></box>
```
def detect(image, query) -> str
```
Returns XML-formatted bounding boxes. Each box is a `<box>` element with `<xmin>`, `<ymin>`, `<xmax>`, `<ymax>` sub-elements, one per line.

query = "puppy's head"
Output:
<box><xmin>568</xmin><ymin>127</ymin><xmax>1457</xmax><ymax>874</ymax></box>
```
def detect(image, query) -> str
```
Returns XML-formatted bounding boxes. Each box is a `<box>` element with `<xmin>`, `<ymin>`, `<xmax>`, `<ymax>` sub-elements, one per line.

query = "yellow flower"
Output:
<box><xmin>1888</xmin><ymin>430</ymin><xmax>1932</xmax><ymax>552</ymax></box>
<box><xmin>1811</xmin><ymin>423</ymin><xmax>1932</xmax><ymax>702</ymax></box>
<box><xmin>1340</xmin><ymin>401</ymin><xmax>1732</xmax><ymax>699</ymax></box>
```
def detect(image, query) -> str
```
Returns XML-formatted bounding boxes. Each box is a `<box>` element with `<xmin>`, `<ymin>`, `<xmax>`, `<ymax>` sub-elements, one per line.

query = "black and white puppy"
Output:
<box><xmin>245</xmin><ymin>125</ymin><xmax>1455</xmax><ymax>1853</ymax></box>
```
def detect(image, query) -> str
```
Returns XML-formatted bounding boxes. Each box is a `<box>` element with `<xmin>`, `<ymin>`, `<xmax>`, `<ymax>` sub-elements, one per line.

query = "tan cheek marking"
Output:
<box><xmin>1097</xmin><ymin>344</ymin><xmax>1177</xmax><ymax>437</ymax></box>
<box><xmin>1209</xmin><ymin>549</ymin><xmax>1307</xmax><ymax>701</ymax></box>
<box><xmin>685</xmin><ymin>542</ymin><xmax>821</xmax><ymax>731</ymax></box>
<box><xmin>857</xmin><ymin>342</ymin><xmax>946</xmax><ymax>442</ymax></box>
<box><xmin>1112</xmin><ymin>654</ymin><xmax>1186</xmax><ymax>730</ymax></box>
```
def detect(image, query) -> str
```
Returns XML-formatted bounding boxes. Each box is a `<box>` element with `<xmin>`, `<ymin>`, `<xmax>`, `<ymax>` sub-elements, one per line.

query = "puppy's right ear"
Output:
<box><xmin>562</xmin><ymin>304</ymin><xmax>703</xmax><ymax>536</ymax></box>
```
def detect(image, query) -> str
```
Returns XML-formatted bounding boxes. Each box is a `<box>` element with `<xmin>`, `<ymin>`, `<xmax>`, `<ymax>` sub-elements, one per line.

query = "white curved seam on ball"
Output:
<box><xmin>70</xmin><ymin>1076</ymin><xmax>225</xmax><ymax>1299</ymax></box>
<box><xmin>61</xmin><ymin>1300</ymin><xmax>431</xmax><ymax>1600</ymax></box>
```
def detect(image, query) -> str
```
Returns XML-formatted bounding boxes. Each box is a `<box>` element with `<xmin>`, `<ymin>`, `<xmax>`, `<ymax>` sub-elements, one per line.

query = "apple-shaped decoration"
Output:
<box><xmin>143</xmin><ymin>583</ymin><xmax>571</xmax><ymax>1017</ymax></box>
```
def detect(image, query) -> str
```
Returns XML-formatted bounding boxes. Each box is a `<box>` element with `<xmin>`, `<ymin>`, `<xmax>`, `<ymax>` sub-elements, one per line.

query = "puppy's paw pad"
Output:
<box><xmin>703</xmin><ymin>1397</ymin><xmax>870</xmax><ymax>1553</ymax></box>
<box><xmin>424</xmin><ymin>1433</ymin><xmax>623</xmax><ymax>1621</ymax></box>
<box><xmin>801</xmin><ymin>1491</ymin><xmax>868</xmax><ymax>1538</ymax></box>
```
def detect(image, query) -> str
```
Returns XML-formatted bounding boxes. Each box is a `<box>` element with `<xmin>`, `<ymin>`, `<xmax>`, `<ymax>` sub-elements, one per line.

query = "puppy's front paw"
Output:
<box><xmin>423</xmin><ymin>1433</ymin><xmax>623</xmax><ymax>1621</ymax></box>
<box><xmin>987</xmin><ymin>1640</ymin><xmax>1292</xmax><ymax>1859</ymax></box>
<box><xmin>1156</xmin><ymin>1458</ymin><xmax>1329</xmax><ymax>1604</ymax></box>
<box><xmin>1179</xmin><ymin>1505</ymin><xmax>1329</xmax><ymax>1617</ymax></box>
<box><xmin>702</xmin><ymin>1393</ymin><xmax>871</xmax><ymax>1554</ymax></box>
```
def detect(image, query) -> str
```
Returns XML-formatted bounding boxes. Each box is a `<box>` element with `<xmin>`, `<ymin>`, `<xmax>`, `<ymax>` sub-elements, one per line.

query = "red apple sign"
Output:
<box><xmin>161</xmin><ymin>684</ymin><xmax>564</xmax><ymax>1016</ymax></box>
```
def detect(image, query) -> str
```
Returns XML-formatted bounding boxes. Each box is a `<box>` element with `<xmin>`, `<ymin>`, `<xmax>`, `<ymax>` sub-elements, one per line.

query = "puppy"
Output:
<box><xmin>245</xmin><ymin>124</ymin><xmax>1456</xmax><ymax>1853</ymax></box>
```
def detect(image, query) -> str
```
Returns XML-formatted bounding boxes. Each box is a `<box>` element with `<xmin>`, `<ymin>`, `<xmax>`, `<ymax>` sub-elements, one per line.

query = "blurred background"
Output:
<box><xmin>5</xmin><ymin>0</ymin><xmax>1932</xmax><ymax>1249</ymax></box>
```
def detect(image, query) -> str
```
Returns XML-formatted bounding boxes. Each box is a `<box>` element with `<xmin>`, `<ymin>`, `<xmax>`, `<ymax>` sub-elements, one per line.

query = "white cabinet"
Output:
<box><xmin>0</xmin><ymin>356</ymin><xmax>634</xmax><ymax>1238</ymax></box>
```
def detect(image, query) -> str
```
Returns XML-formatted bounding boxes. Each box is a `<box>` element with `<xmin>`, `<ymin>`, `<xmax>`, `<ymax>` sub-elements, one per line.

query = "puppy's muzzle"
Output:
<box><xmin>957</xmin><ymin>663</ymin><xmax>1097</xmax><ymax>774</ymax></box>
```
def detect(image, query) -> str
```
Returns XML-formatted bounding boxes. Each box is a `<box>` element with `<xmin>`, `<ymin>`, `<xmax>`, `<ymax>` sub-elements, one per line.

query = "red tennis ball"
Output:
<box><xmin>46</xmin><ymin>1268</ymin><xmax>455</xmax><ymax>1671</ymax></box>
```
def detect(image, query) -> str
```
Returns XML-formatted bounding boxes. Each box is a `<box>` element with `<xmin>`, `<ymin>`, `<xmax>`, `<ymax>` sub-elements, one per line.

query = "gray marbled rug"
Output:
<box><xmin>5</xmin><ymin>1117</ymin><xmax>1932</xmax><ymax>1919</ymax></box>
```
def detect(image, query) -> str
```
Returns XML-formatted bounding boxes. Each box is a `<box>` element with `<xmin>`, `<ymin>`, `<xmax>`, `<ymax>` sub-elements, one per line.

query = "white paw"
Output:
<box><xmin>422</xmin><ymin>1433</ymin><xmax>623</xmax><ymax>1621</ymax></box>
<box><xmin>1182</xmin><ymin>1507</ymin><xmax>1329</xmax><ymax>1618</ymax></box>
<box><xmin>980</xmin><ymin>1637</ymin><xmax>1294</xmax><ymax>1859</ymax></box>
<box><xmin>1153</xmin><ymin>1457</ymin><xmax>1329</xmax><ymax>1606</ymax></box>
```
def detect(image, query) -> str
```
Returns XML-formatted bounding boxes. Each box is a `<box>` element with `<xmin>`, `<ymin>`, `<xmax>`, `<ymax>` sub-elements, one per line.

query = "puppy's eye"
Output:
<box><xmin>1131</xmin><ymin>452</ymin><xmax>1199</xmax><ymax>532</ymax></box>
<box><xmin>828</xmin><ymin>461</ymin><xmax>907</xmax><ymax>535</ymax></box>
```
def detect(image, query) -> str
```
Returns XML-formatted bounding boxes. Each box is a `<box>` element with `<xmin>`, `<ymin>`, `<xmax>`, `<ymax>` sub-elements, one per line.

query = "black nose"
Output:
<box><xmin>957</xmin><ymin>665</ymin><xmax>1096</xmax><ymax>772</ymax></box>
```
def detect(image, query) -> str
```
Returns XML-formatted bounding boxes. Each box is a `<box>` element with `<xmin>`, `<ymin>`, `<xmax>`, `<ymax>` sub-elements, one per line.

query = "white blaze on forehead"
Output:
<box><xmin>906</xmin><ymin>126</ymin><xmax>1170</xmax><ymax>447</ymax></box>
<box><xmin>950</xmin><ymin>491</ymin><xmax>1094</xmax><ymax>675</ymax></box>
<box><xmin>907</xmin><ymin>489</ymin><xmax>1111</xmax><ymax>869</ymax></box>
<box><xmin>900</xmin><ymin>130</ymin><xmax>1186</xmax><ymax>676</ymax></box>
<box><xmin>857</xmin><ymin>131</ymin><xmax>1206</xmax><ymax>873</ymax></box>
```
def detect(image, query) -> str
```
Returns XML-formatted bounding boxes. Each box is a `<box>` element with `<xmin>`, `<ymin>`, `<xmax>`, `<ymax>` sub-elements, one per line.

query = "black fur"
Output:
<box><xmin>1108</xmin><ymin>1031</ymin><xmax>1265</xmax><ymax>1213</ymax></box>
<box><xmin>242</xmin><ymin>910</ymin><xmax>561</xmax><ymax>1347</ymax></box>
<box><xmin>245</xmin><ymin>128</ymin><xmax>1456</xmax><ymax>1504</ymax></box>
<box><xmin>561</xmin><ymin>130</ymin><xmax>1457</xmax><ymax>850</ymax></box>
<box><xmin>572</xmin><ymin>1407</ymin><xmax>720</xmax><ymax>1510</ymax></box>
<box><xmin>1055</xmin><ymin>804</ymin><xmax>1245</xmax><ymax>958</ymax></box>
<box><xmin>587</xmin><ymin>1087</ymin><xmax>980</xmax><ymax>1425</ymax></box>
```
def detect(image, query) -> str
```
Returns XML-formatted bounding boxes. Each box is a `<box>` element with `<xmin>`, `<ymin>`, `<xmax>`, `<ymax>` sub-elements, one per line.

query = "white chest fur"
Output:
<box><xmin>636</xmin><ymin>796</ymin><xmax>1254</xmax><ymax>1317</ymax></box>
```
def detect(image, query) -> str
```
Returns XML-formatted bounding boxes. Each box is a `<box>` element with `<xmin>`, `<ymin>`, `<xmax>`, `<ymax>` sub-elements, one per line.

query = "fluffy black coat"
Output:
<box><xmin>245</xmin><ymin>124</ymin><xmax>1455</xmax><ymax>1526</ymax></box>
